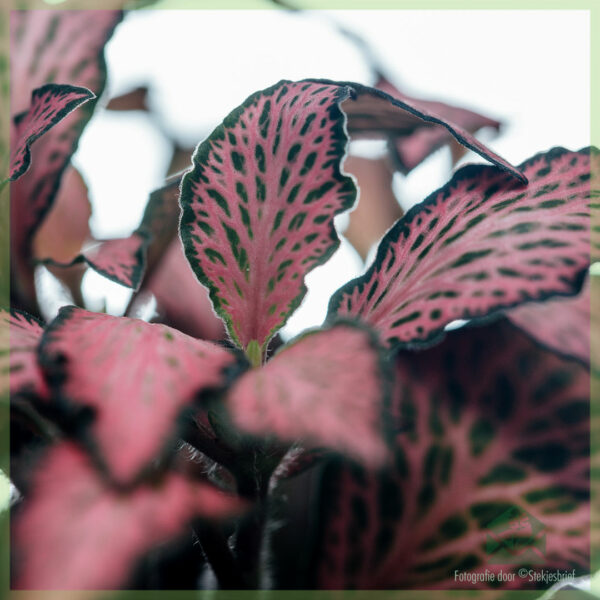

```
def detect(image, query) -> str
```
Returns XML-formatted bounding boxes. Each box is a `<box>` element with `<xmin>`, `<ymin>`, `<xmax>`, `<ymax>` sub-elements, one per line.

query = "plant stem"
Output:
<box><xmin>195</xmin><ymin>522</ymin><xmax>246</xmax><ymax>590</ymax></box>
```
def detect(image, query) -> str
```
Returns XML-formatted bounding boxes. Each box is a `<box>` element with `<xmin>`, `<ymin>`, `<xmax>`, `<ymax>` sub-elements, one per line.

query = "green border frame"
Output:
<box><xmin>0</xmin><ymin>1</ymin><xmax>596</xmax><ymax>599</ymax></box>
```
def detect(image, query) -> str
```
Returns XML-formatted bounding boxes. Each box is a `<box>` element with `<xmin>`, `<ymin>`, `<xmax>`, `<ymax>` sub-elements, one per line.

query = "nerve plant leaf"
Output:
<box><xmin>13</xmin><ymin>442</ymin><xmax>243</xmax><ymax>590</ymax></box>
<box><xmin>329</xmin><ymin>147</ymin><xmax>597</xmax><ymax>351</ymax></box>
<box><xmin>40</xmin><ymin>175</ymin><xmax>181</xmax><ymax>290</ymax></box>
<box><xmin>180</xmin><ymin>81</ymin><xmax>357</xmax><ymax>351</ymax></box>
<box><xmin>10</xmin><ymin>10</ymin><xmax>122</xmax><ymax>310</ymax></box>
<box><xmin>38</xmin><ymin>307</ymin><xmax>242</xmax><ymax>484</ymax></box>
<box><xmin>508</xmin><ymin>274</ymin><xmax>590</xmax><ymax>366</ymax></box>
<box><xmin>225</xmin><ymin>322</ymin><xmax>390</xmax><ymax>466</ymax></box>
<box><xmin>0</xmin><ymin>309</ymin><xmax>48</xmax><ymax>401</ymax></box>
<box><xmin>330</xmin><ymin>79</ymin><xmax>524</xmax><ymax>183</ymax></box>
<box><xmin>311</xmin><ymin>320</ymin><xmax>589</xmax><ymax>589</ymax></box>
<box><xmin>374</xmin><ymin>76</ymin><xmax>502</xmax><ymax>174</ymax></box>
<box><xmin>41</xmin><ymin>232</ymin><xmax>150</xmax><ymax>290</ymax></box>
<box><xmin>9</xmin><ymin>84</ymin><xmax>94</xmax><ymax>181</ymax></box>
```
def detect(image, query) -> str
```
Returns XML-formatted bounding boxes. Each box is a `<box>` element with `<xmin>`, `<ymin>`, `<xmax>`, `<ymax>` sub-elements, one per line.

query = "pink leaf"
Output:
<box><xmin>9</xmin><ymin>84</ymin><xmax>94</xmax><ymax>181</ymax></box>
<box><xmin>143</xmin><ymin>239</ymin><xmax>226</xmax><ymax>341</ymax></box>
<box><xmin>10</xmin><ymin>10</ymin><xmax>122</xmax><ymax>311</ymax></box>
<box><xmin>374</xmin><ymin>76</ymin><xmax>502</xmax><ymax>174</ymax></box>
<box><xmin>329</xmin><ymin>147</ymin><xmax>597</xmax><ymax>350</ymax></box>
<box><xmin>225</xmin><ymin>322</ymin><xmax>390</xmax><ymax>466</ymax></box>
<box><xmin>38</xmin><ymin>307</ymin><xmax>242</xmax><ymax>484</ymax></box>
<box><xmin>41</xmin><ymin>176</ymin><xmax>182</xmax><ymax>290</ymax></box>
<box><xmin>180</xmin><ymin>81</ymin><xmax>357</xmax><ymax>352</ymax></box>
<box><xmin>13</xmin><ymin>442</ymin><xmax>243</xmax><ymax>590</ymax></box>
<box><xmin>33</xmin><ymin>166</ymin><xmax>92</xmax><ymax>264</ymax></box>
<box><xmin>334</xmin><ymin>79</ymin><xmax>524</xmax><ymax>183</ymax></box>
<box><xmin>0</xmin><ymin>309</ymin><xmax>48</xmax><ymax>401</ymax></box>
<box><xmin>508</xmin><ymin>274</ymin><xmax>590</xmax><ymax>365</ymax></box>
<box><xmin>312</xmin><ymin>320</ymin><xmax>589</xmax><ymax>589</ymax></box>
<box><xmin>41</xmin><ymin>232</ymin><xmax>150</xmax><ymax>290</ymax></box>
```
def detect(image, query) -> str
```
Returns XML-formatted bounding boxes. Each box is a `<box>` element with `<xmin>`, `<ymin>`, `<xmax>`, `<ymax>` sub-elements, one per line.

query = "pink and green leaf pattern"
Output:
<box><xmin>508</xmin><ymin>274</ymin><xmax>590</xmax><ymax>366</ymax></box>
<box><xmin>10</xmin><ymin>10</ymin><xmax>122</xmax><ymax>310</ymax></box>
<box><xmin>180</xmin><ymin>81</ymin><xmax>357</xmax><ymax>352</ymax></box>
<box><xmin>9</xmin><ymin>84</ymin><xmax>94</xmax><ymax>181</ymax></box>
<box><xmin>225</xmin><ymin>322</ymin><xmax>390</xmax><ymax>466</ymax></box>
<box><xmin>329</xmin><ymin>147</ymin><xmax>597</xmax><ymax>350</ymax></box>
<box><xmin>13</xmin><ymin>442</ymin><xmax>244</xmax><ymax>590</ymax></box>
<box><xmin>374</xmin><ymin>76</ymin><xmax>502</xmax><ymax>174</ymax></box>
<box><xmin>311</xmin><ymin>320</ymin><xmax>589</xmax><ymax>589</ymax></box>
<box><xmin>0</xmin><ymin>309</ymin><xmax>48</xmax><ymax>401</ymax></box>
<box><xmin>38</xmin><ymin>307</ymin><xmax>242</xmax><ymax>484</ymax></box>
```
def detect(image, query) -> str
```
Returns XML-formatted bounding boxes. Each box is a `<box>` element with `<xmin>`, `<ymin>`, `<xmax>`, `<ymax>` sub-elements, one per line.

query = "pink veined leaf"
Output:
<box><xmin>180</xmin><ymin>81</ymin><xmax>358</xmax><ymax>353</ymax></box>
<box><xmin>10</xmin><ymin>10</ymin><xmax>122</xmax><ymax>312</ymax></box>
<box><xmin>142</xmin><ymin>239</ymin><xmax>226</xmax><ymax>341</ymax></box>
<box><xmin>508</xmin><ymin>274</ymin><xmax>590</xmax><ymax>366</ymax></box>
<box><xmin>38</xmin><ymin>307</ymin><xmax>243</xmax><ymax>485</ymax></box>
<box><xmin>374</xmin><ymin>76</ymin><xmax>502</xmax><ymax>174</ymax></box>
<box><xmin>329</xmin><ymin>147</ymin><xmax>598</xmax><ymax>351</ymax></box>
<box><xmin>0</xmin><ymin>309</ymin><xmax>48</xmax><ymax>401</ymax></box>
<box><xmin>13</xmin><ymin>441</ymin><xmax>244</xmax><ymax>590</ymax></box>
<box><xmin>310</xmin><ymin>320</ymin><xmax>589</xmax><ymax>590</ymax></box>
<box><xmin>9</xmin><ymin>84</ymin><xmax>94</xmax><ymax>181</ymax></box>
<box><xmin>180</xmin><ymin>79</ymin><xmax>522</xmax><ymax>355</ymax></box>
<box><xmin>225</xmin><ymin>321</ymin><xmax>390</xmax><ymax>466</ymax></box>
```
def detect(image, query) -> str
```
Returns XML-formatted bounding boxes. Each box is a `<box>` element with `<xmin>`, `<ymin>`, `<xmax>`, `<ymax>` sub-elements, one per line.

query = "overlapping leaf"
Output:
<box><xmin>508</xmin><ymin>274</ymin><xmax>590</xmax><ymax>366</ymax></box>
<box><xmin>38</xmin><ymin>307</ymin><xmax>242</xmax><ymax>484</ymax></box>
<box><xmin>329</xmin><ymin>147</ymin><xmax>597</xmax><ymax>350</ymax></box>
<box><xmin>374</xmin><ymin>76</ymin><xmax>502</xmax><ymax>174</ymax></box>
<box><xmin>13</xmin><ymin>442</ymin><xmax>243</xmax><ymax>589</ymax></box>
<box><xmin>180</xmin><ymin>81</ymin><xmax>357</xmax><ymax>352</ymax></box>
<box><xmin>0</xmin><ymin>309</ymin><xmax>47</xmax><ymax>401</ymax></box>
<box><xmin>308</xmin><ymin>320</ymin><xmax>589</xmax><ymax>589</ymax></box>
<box><xmin>225</xmin><ymin>322</ymin><xmax>390</xmax><ymax>466</ymax></box>
<box><xmin>10</xmin><ymin>10</ymin><xmax>122</xmax><ymax>310</ymax></box>
<box><xmin>9</xmin><ymin>84</ymin><xmax>94</xmax><ymax>181</ymax></box>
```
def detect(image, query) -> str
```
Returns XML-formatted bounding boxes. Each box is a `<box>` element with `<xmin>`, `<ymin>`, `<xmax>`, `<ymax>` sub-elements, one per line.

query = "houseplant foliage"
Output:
<box><xmin>3</xmin><ymin>7</ymin><xmax>597</xmax><ymax>593</ymax></box>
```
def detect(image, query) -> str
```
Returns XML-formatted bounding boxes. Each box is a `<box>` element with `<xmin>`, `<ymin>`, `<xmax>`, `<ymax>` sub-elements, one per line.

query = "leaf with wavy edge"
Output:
<box><xmin>180</xmin><ymin>78</ymin><xmax>522</xmax><ymax>355</ymax></box>
<box><xmin>9</xmin><ymin>84</ymin><xmax>94</xmax><ymax>181</ymax></box>
<box><xmin>508</xmin><ymin>274</ymin><xmax>590</xmax><ymax>366</ymax></box>
<box><xmin>373</xmin><ymin>76</ymin><xmax>502</xmax><ymax>174</ymax></box>
<box><xmin>180</xmin><ymin>80</ymin><xmax>357</xmax><ymax>353</ymax></box>
<box><xmin>329</xmin><ymin>147</ymin><xmax>597</xmax><ymax>351</ymax></box>
<box><xmin>225</xmin><ymin>322</ymin><xmax>390</xmax><ymax>466</ymax></box>
<box><xmin>0</xmin><ymin>309</ymin><xmax>47</xmax><ymax>401</ymax></box>
<box><xmin>310</xmin><ymin>320</ymin><xmax>589</xmax><ymax>590</ymax></box>
<box><xmin>323</xmin><ymin>78</ymin><xmax>524</xmax><ymax>184</ymax></box>
<box><xmin>38</xmin><ymin>307</ymin><xmax>243</xmax><ymax>485</ymax></box>
<box><xmin>10</xmin><ymin>10</ymin><xmax>122</xmax><ymax>312</ymax></box>
<box><xmin>13</xmin><ymin>442</ymin><xmax>243</xmax><ymax>590</ymax></box>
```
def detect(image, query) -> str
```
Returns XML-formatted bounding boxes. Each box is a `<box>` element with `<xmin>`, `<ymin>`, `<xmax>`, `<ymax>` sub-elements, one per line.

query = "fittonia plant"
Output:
<box><xmin>3</xmin><ymin>9</ymin><xmax>596</xmax><ymax>593</ymax></box>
